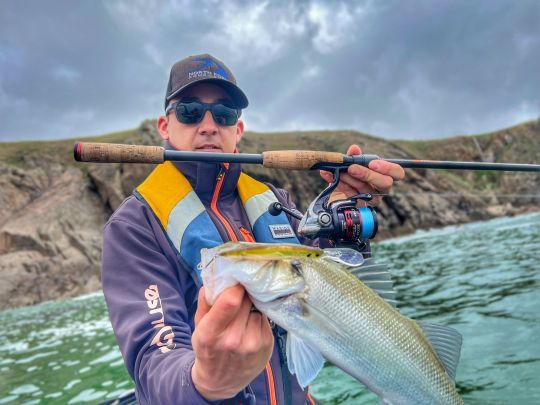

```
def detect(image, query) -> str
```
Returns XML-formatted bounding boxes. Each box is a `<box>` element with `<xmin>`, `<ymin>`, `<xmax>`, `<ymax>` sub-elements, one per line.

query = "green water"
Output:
<box><xmin>1</xmin><ymin>213</ymin><xmax>539</xmax><ymax>404</ymax></box>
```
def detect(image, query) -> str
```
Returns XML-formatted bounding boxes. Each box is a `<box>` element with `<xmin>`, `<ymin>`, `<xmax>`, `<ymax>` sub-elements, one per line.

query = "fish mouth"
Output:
<box><xmin>247</xmin><ymin>281</ymin><xmax>305</xmax><ymax>303</ymax></box>
<box><xmin>250</xmin><ymin>294</ymin><xmax>290</xmax><ymax>308</ymax></box>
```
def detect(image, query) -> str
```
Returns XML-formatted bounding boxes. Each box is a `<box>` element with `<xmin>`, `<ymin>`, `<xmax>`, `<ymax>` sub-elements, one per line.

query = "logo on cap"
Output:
<box><xmin>188</xmin><ymin>57</ymin><xmax>229</xmax><ymax>81</ymax></box>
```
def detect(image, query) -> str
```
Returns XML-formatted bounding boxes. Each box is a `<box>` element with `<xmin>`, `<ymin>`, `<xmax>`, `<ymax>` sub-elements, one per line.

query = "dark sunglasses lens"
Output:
<box><xmin>211</xmin><ymin>104</ymin><xmax>238</xmax><ymax>126</ymax></box>
<box><xmin>176</xmin><ymin>102</ymin><xmax>204</xmax><ymax>124</ymax></box>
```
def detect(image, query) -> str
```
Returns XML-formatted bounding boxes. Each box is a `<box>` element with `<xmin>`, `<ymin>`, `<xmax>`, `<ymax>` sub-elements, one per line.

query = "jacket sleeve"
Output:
<box><xmin>101</xmin><ymin>203</ymin><xmax>217</xmax><ymax>405</ymax></box>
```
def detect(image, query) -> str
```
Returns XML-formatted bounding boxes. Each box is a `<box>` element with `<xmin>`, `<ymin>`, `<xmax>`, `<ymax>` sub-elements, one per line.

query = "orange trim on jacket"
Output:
<box><xmin>210</xmin><ymin>169</ymin><xmax>238</xmax><ymax>241</ymax></box>
<box><xmin>210</xmin><ymin>170</ymin><xmax>279</xmax><ymax>405</ymax></box>
<box><xmin>265</xmin><ymin>362</ymin><xmax>278</xmax><ymax>405</ymax></box>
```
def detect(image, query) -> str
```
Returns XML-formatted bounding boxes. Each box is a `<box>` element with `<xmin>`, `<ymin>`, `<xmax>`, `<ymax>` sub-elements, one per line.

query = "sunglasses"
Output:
<box><xmin>167</xmin><ymin>101</ymin><xmax>240</xmax><ymax>126</ymax></box>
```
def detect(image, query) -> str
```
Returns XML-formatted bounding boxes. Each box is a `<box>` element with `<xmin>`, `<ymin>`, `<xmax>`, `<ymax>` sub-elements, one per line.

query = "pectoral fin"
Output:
<box><xmin>286</xmin><ymin>332</ymin><xmax>325</xmax><ymax>389</ymax></box>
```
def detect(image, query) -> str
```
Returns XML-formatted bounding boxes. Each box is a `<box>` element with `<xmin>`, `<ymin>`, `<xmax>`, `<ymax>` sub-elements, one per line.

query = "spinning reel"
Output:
<box><xmin>268</xmin><ymin>168</ymin><xmax>378</xmax><ymax>251</ymax></box>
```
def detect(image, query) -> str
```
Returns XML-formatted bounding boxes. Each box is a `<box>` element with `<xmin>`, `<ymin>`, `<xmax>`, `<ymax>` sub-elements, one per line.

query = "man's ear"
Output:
<box><xmin>157</xmin><ymin>115</ymin><xmax>170</xmax><ymax>141</ymax></box>
<box><xmin>235</xmin><ymin>119</ymin><xmax>245</xmax><ymax>145</ymax></box>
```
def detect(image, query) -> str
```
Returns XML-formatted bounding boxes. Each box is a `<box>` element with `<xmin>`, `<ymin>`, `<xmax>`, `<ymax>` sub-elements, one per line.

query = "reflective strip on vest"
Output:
<box><xmin>168</xmin><ymin>190</ymin><xmax>223</xmax><ymax>272</ymax></box>
<box><xmin>237</xmin><ymin>173</ymin><xmax>298</xmax><ymax>244</ymax></box>
<box><xmin>136</xmin><ymin>162</ymin><xmax>299</xmax><ymax>284</ymax></box>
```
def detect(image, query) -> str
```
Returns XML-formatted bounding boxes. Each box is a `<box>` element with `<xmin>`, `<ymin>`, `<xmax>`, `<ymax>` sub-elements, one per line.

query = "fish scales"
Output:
<box><xmin>284</xmin><ymin>258</ymin><xmax>460</xmax><ymax>404</ymax></box>
<box><xmin>201</xmin><ymin>243</ymin><xmax>463</xmax><ymax>405</ymax></box>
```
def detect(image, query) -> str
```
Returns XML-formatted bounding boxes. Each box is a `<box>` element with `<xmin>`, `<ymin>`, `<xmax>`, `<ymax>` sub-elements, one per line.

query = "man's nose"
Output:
<box><xmin>199</xmin><ymin>110</ymin><xmax>218</xmax><ymax>135</ymax></box>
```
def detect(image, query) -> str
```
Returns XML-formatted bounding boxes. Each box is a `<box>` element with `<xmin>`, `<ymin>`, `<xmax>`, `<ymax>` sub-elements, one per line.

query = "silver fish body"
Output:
<box><xmin>201</xmin><ymin>242</ymin><xmax>463</xmax><ymax>405</ymax></box>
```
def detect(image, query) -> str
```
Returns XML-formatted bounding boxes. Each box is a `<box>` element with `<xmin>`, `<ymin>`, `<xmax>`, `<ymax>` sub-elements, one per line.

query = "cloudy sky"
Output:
<box><xmin>1</xmin><ymin>0</ymin><xmax>539</xmax><ymax>141</ymax></box>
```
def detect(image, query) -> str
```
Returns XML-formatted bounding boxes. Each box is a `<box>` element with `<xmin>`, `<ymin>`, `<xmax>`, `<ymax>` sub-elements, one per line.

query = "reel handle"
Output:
<box><xmin>268</xmin><ymin>202</ymin><xmax>303</xmax><ymax>220</ymax></box>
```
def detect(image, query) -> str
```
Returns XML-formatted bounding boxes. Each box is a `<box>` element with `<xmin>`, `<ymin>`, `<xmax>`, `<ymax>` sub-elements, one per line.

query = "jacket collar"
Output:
<box><xmin>165</xmin><ymin>142</ymin><xmax>241</xmax><ymax>204</ymax></box>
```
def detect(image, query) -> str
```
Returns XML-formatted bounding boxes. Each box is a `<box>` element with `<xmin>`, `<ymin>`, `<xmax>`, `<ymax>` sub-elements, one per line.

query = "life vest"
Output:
<box><xmin>134</xmin><ymin>161</ymin><xmax>299</xmax><ymax>286</ymax></box>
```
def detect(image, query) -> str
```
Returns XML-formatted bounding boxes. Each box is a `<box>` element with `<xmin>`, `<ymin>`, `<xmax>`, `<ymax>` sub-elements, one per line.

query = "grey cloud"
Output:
<box><xmin>0</xmin><ymin>0</ymin><xmax>538</xmax><ymax>141</ymax></box>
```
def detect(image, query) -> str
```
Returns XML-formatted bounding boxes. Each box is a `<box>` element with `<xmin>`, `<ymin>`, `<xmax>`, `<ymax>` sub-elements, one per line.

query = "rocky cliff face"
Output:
<box><xmin>0</xmin><ymin>120</ymin><xmax>538</xmax><ymax>309</ymax></box>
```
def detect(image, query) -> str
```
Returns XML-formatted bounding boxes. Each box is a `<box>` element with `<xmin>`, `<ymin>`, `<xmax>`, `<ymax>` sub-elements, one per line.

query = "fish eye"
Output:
<box><xmin>290</xmin><ymin>260</ymin><xmax>302</xmax><ymax>276</ymax></box>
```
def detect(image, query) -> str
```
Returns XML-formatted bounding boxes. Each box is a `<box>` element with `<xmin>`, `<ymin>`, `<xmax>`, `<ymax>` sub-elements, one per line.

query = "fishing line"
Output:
<box><xmin>370</xmin><ymin>192</ymin><xmax>540</xmax><ymax>199</ymax></box>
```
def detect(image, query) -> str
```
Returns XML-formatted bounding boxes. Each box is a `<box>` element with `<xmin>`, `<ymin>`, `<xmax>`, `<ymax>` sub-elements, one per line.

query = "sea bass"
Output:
<box><xmin>200</xmin><ymin>242</ymin><xmax>463</xmax><ymax>405</ymax></box>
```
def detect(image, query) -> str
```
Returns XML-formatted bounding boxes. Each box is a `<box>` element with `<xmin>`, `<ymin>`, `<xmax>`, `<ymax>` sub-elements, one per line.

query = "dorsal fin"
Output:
<box><xmin>417</xmin><ymin>321</ymin><xmax>462</xmax><ymax>381</ymax></box>
<box><xmin>349</xmin><ymin>258</ymin><xmax>397</xmax><ymax>308</ymax></box>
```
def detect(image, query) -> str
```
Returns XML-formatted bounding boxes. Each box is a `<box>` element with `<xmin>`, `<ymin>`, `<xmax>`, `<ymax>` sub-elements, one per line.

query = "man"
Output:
<box><xmin>102</xmin><ymin>54</ymin><xmax>404</xmax><ymax>404</ymax></box>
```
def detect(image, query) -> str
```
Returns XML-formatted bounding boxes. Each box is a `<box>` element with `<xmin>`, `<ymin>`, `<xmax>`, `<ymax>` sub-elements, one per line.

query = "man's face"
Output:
<box><xmin>157</xmin><ymin>83</ymin><xmax>244</xmax><ymax>153</ymax></box>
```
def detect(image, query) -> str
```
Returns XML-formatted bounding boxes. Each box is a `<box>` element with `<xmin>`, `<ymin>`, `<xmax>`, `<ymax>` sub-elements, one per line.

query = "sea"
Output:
<box><xmin>1</xmin><ymin>212</ymin><xmax>539</xmax><ymax>404</ymax></box>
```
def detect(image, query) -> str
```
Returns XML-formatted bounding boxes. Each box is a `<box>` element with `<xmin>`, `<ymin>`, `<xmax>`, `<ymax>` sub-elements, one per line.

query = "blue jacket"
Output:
<box><xmin>102</xmin><ymin>159</ymin><xmax>320</xmax><ymax>405</ymax></box>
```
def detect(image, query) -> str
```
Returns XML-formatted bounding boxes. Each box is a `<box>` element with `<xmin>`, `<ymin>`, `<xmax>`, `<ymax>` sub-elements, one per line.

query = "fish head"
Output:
<box><xmin>200</xmin><ymin>242</ymin><xmax>323</xmax><ymax>305</ymax></box>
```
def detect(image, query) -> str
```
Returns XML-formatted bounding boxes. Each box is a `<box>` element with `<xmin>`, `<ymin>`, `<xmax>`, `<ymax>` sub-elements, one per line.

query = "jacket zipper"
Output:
<box><xmin>239</xmin><ymin>226</ymin><xmax>255</xmax><ymax>242</ymax></box>
<box><xmin>209</xmin><ymin>168</ymin><xmax>277</xmax><ymax>405</ymax></box>
<box><xmin>210</xmin><ymin>169</ymin><xmax>239</xmax><ymax>242</ymax></box>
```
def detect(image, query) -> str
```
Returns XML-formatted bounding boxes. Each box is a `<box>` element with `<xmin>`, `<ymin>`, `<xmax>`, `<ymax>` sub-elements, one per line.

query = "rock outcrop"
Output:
<box><xmin>0</xmin><ymin>120</ymin><xmax>538</xmax><ymax>309</ymax></box>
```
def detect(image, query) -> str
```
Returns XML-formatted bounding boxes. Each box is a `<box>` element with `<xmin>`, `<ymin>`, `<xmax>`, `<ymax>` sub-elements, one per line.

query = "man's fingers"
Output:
<box><xmin>199</xmin><ymin>285</ymin><xmax>246</xmax><ymax>336</ymax></box>
<box><xmin>322</xmin><ymin>160</ymin><xmax>404</xmax><ymax>187</ymax></box>
<box><xmin>231</xmin><ymin>294</ymin><xmax>255</xmax><ymax>335</ymax></box>
<box><xmin>323</xmin><ymin>144</ymin><xmax>403</xmax><ymax>204</ymax></box>
<box><xmin>347</xmin><ymin>165</ymin><xmax>394</xmax><ymax>191</ymax></box>
<box><xmin>220</xmin><ymin>293</ymin><xmax>255</xmax><ymax>352</ymax></box>
<box><xmin>328</xmin><ymin>185</ymin><xmax>360</xmax><ymax>203</ymax></box>
<box><xmin>242</xmin><ymin>313</ymin><xmax>271</xmax><ymax>355</ymax></box>
<box><xmin>368</xmin><ymin>160</ymin><xmax>405</xmax><ymax>181</ymax></box>
<box><xmin>346</xmin><ymin>144</ymin><xmax>362</xmax><ymax>156</ymax></box>
<box><xmin>320</xmin><ymin>170</ymin><xmax>333</xmax><ymax>184</ymax></box>
<box><xmin>194</xmin><ymin>287</ymin><xmax>211</xmax><ymax>326</ymax></box>
<box><xmin>320</xmin><ymin>169</ymin><xmax>343</xmax><ymax>185</ymax></box>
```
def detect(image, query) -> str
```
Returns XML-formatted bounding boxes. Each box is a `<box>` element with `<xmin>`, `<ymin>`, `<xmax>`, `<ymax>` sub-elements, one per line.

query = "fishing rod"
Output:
<box><xmin>73</xmin><ymin>142</ymin><xmax>540</xmax><ymax>172</ymax></box>
<box><xmin>73</xmin><ymin>141</ymin><xmax>540</xmax><ymax>251</ymax></box>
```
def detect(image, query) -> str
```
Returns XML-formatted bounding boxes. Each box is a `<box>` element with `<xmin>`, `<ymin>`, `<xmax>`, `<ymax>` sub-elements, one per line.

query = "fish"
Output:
<box><xmin>200</xmin><ymin>242</ymin><xmax>463</xmax><ymax>405</ymax></box>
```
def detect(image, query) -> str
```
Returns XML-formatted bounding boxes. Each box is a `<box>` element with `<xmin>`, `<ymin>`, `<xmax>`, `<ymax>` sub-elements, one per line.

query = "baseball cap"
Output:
<box><xmin>164</xmin><ymin>53</ymin><xmax>249</xmax><ymax>110</ymax></box>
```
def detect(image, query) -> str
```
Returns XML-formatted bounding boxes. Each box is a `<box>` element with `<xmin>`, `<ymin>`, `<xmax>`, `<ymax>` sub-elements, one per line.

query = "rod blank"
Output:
<box><xmin>384</xmin><ymin>158</ymin><xmax>540</xmax><ymax>172</ymax></box>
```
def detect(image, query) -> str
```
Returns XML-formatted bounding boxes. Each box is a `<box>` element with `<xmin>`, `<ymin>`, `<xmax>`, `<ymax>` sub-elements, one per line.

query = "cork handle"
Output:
<box><xmin>74</xmin><ymin>142</ymin><xmax>165</xmax><ymax>164</ymax></box>
<box><xmin>262</xmin><ymin>150</ymin><xmax>344</xmax><ymax>170</ymax></box>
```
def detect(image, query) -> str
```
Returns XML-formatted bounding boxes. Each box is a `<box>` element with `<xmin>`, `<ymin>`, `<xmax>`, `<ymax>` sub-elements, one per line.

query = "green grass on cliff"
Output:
<box><xmin>0</xmin><ymin>128</ymin><xmax>140</xmax><ymax>167</ymax></box>
<box><xmin>394</xmin><ymin>120</ymin><xmax>540</xmax><ymax>190</ymax></box>
<box><xmin>395</xmin><ymin>120</ymin><xmax>540</xmax><ymax>163</ymax></box>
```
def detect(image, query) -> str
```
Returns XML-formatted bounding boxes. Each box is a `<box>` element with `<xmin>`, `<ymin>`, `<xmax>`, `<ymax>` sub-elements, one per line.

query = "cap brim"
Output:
<box><xmin>166</xmin><ymin>78</ymin><xmax>249</xmax><ymax>109</ymax></box>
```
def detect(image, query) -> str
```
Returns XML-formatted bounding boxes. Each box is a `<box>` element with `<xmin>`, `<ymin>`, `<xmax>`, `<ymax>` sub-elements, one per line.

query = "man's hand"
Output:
<box><xmin>191</xmin><ymin>285</ymin><xmax>274</xmax><ymax>401</ymax></box>
<box><xmin>320</xmin><ymin>144</ymin><xmax>405</xmax><ymax>206</ymax></box>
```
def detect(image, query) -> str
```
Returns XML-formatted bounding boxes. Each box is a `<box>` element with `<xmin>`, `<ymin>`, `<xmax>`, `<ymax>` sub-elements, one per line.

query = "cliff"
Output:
<box><xmin>1</xmin><ymin>120</ymin><xmax>538</xmax><ymax>309</ymax></box>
